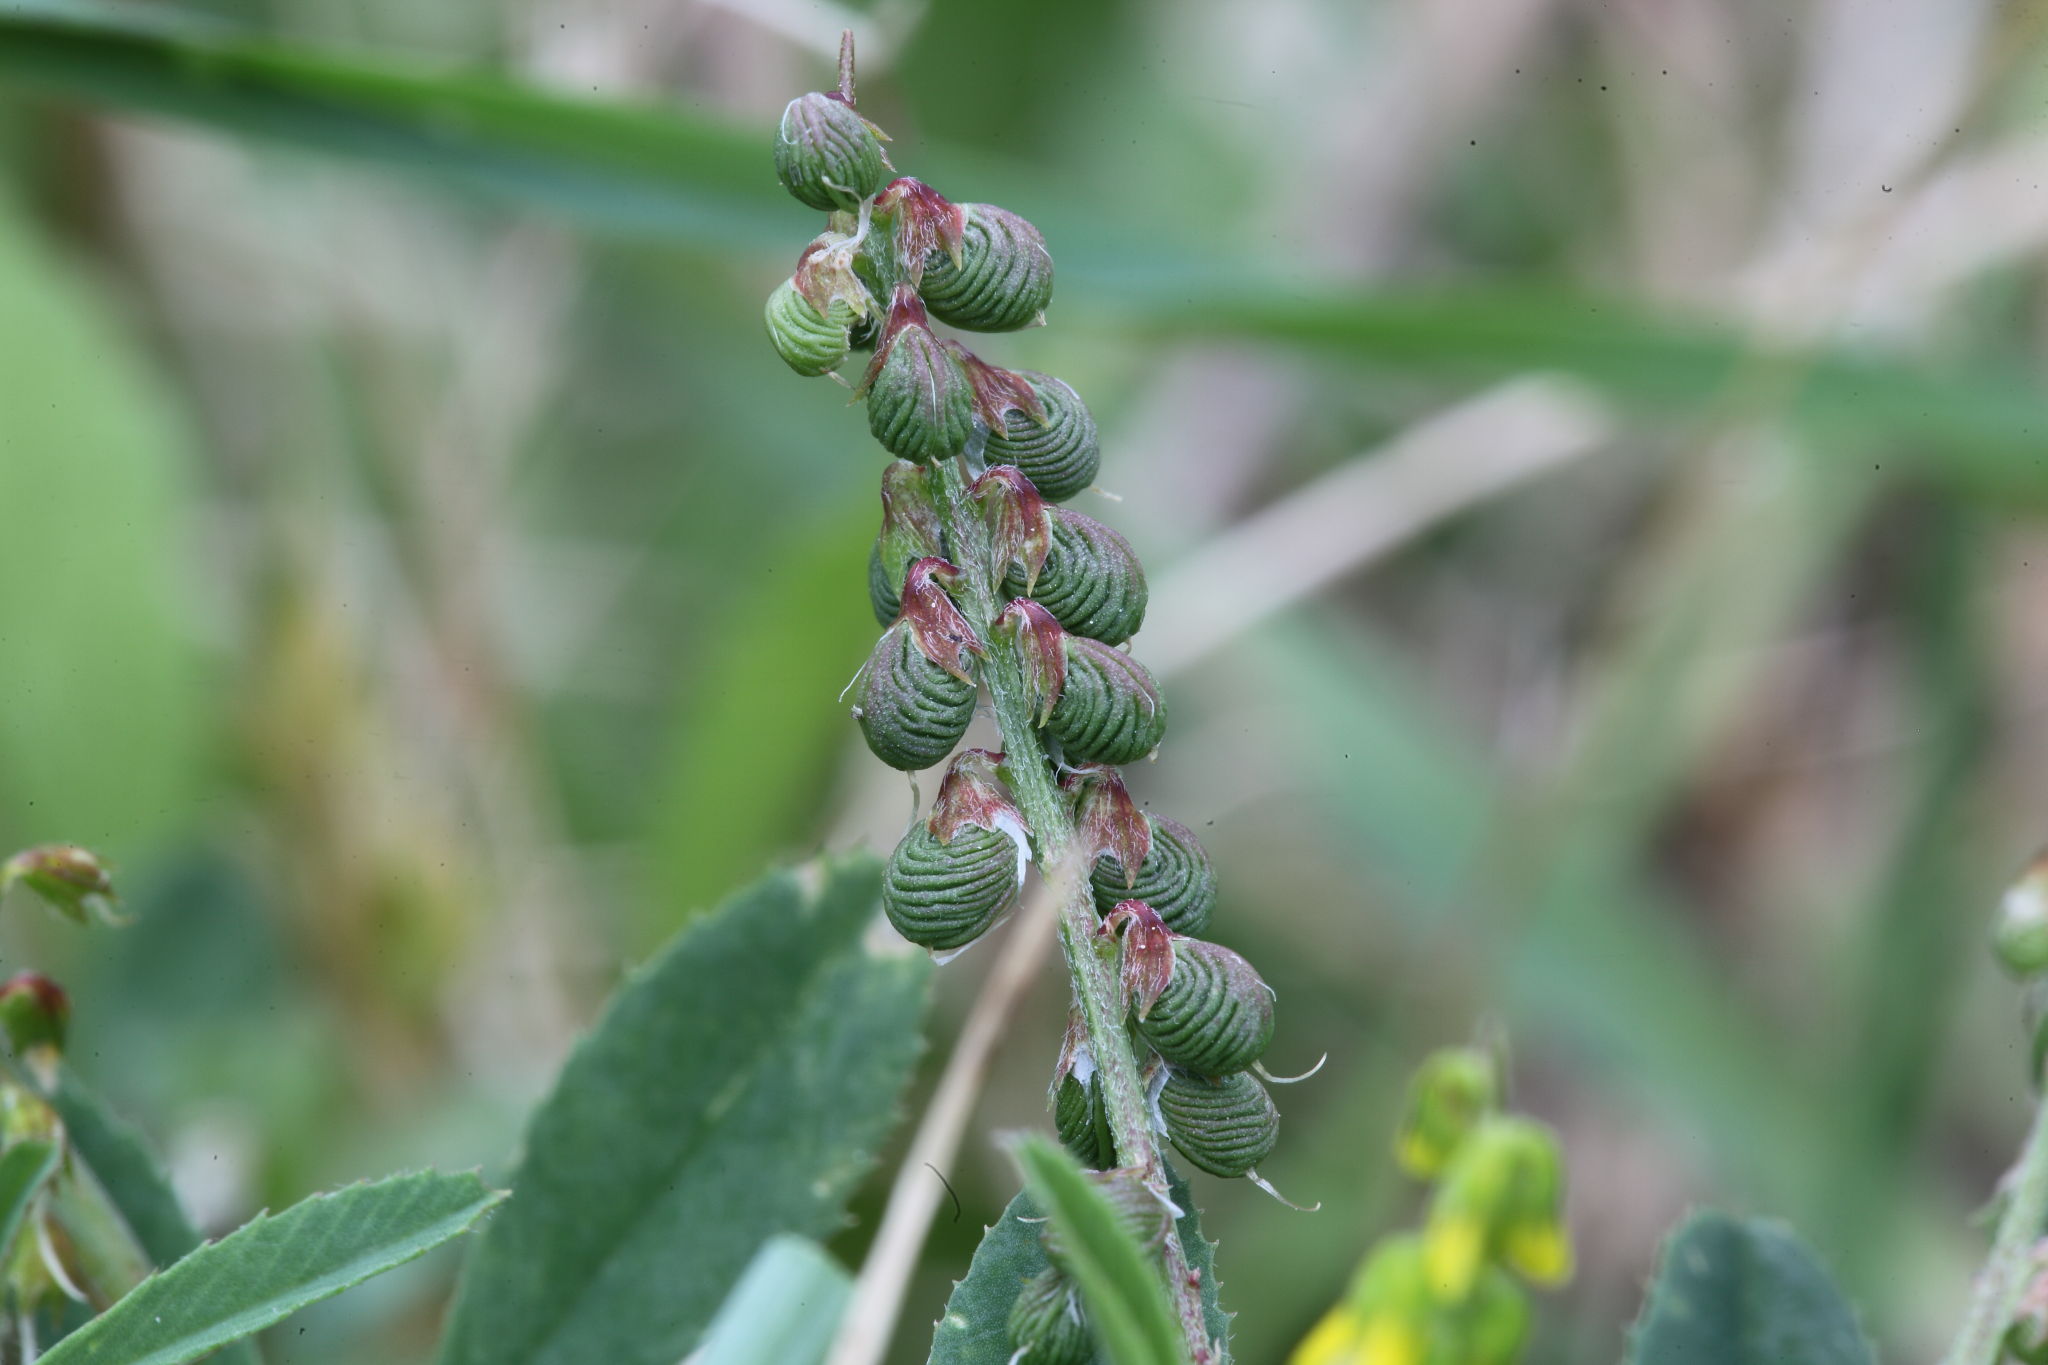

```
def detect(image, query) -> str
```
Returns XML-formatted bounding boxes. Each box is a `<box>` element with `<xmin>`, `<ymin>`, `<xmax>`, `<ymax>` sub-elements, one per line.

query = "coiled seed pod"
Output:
<box><xmin>1138</xmin><ymin>939</ymin><xmax>1274</xmax><ymax>1076</ymax></box>
<box><xmin>882</xmin><ymin>820</ymin><xmax>1021</xmax><ymax>952</ymax></box>
<box><xmin>1003</xmin><ymin>508</ymin><xmax>1147</xmax><ymax>646</ymax></box>
<box><xmin>1158</xmin><ymin>1070</ymin><xmax>1279</xmax><ymax>1178</ymax></box>
<box><xmin>1090</xmin><ymin>815</ymin><xmax>1215</xmax><ymax>936</ymax></box>
<box><xmin>1046</xmin><ymin>637</ymin><xmax>1167</xmax><ymax>766</ymax></box>
<box><xmin>1040</xmin><ymin>1168</ymin><xmax>1172</xmax><ymax>1269</ymax></box>
<box><xmin>982</xmin><ymin>373</ymin><xmax>1100</xmax><ymax>502</ymax></box>
<box><xmin>865</xmin><ymin>290</ymin><xmax>974</xmax><ymax>463</ymax></box>
<box><xmin>919</xmin><ymin>203</ymin><xmax>1054</xmax><ymax>332</ymax></box>
<box><xmin>1053</xmin><ymin>1070</ymin><xmax>1114</xmax><ymax>1169</ymax></box>
<box><xmin>763</xmin><ymin>276</ymin><xmax>852</xmax><ymax>377</ymax></box>
<box><xmin>858</xmin><ymin>623</ymin><xmax>975</xmax><ymax>770</ymax></box>
<box><xmin>1007</xmin><ymin>1268</ymin><xmax>1092</xmax><ymax>1365</ymax></box>
<box><xmin>773</xmin><ymin>91</ymin><xmax>889</xmax><ymax>212</ymax></box>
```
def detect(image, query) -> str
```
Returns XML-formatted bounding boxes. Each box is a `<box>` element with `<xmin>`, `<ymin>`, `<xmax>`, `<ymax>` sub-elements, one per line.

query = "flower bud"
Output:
<box><xmin>1158</xmin><ymin>1069</ymin><xmax>1279</xmax><ymax>1178</ymax></box>
<box><xmin>1</xmin><ymin>845</ymin><xmax>117</xmax><ymax>926</ymax></box>
<box><xmin>982</xmin><ymin>373</ymin><xmax>1100</xmax><ymax>502</ymax></box>
<box><xmin>1004</xmin><ymin>507</ymin><xmax>1147</xmax><ymax>646</ymax></box>
<box><xmin>763</xmin><ymin>276</ymin><xmax>852</xmax><ymax>377</ymax></box>
<box><xmin>1046</xmin><ymin>637</ymin><xmax>1167</xmax><ymax>766</ymax></box>
<box><xmin>1395</xmin><ymin>1048</ymin><xmax>1500</xmax><ymax>1180</ymax></box>
<box><xmin>1053</xmin><ymin>1069</ymin><xmax>1115</xmax><ymax>1169</ymax></box>
<box><xmin>863</xmin><ymin>288</ymin><xmax>974</xmax><ymax>463</ymax></box>
<box><xmin>1998</xmin><ymin>850</ymin><xmax>2048</xmax><ymax>978</ymax></box>
<box><xmin>0</xmin><ymin>973</ymin><xmax>67</xmax><ymax>1059</ymax></box>
<box><xmin>1289</xmin><ymin>1235</ymin><xmax>1529</xmax><ymax>1365</ymax></box>
<box><xmin>1007</xmin><ymin>1267</ymin><xmax>1092</xmax><ymax>1365</ymax></box>
<box><xmin>1139</xmin><ymin>937</ymin><xmax>1274</xmax><ymax>1076</ymax></box>
<box><xmin>919</xmin><ymin>203</ymin><xmax>1055</xmax><ymax>332</ymax></box>
<box><xmin>868</xmin><ymin>461</ymin><xmax>944</xmax><ymax>626</ymax></box>
<box><xmin>773</xmin><ymin>90</ymin><xmax>890</xmax><ymax>212</ymax></box>
<box><xmin>1089</xmin><ymin>814</ymin><xmax>1215</xmax><ymax>937</ymax></box>
<box><xmin>1039</xmin><ymin>1167</ymin><xmax>1173</xmax><ymax>1269</ymax></box>
<box><xmin>882</xmin><ymin>751</ymin><xmax>1027</xmax><ymax>954</ymax></box>
<box><xmin>855</xmin><ymin>561</ymin><xmax>982</xmax><ymax>771</ymax></box>
<box><xmin>1424</xmin><ymin>1117</ymin><xmax>1572</xmax><ymax>1301</ymax></box>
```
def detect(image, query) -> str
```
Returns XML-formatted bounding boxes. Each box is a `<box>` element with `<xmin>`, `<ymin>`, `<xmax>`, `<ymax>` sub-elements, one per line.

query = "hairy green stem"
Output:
<box><xmin>1943</xmin><ymin>1074</ymin><xmax>2048</xmax><ymax>1365</ymax></box>
<box><xmin>934</xmin><ymin>456</ymin><xmax>1213</xmax><ymax>1362</ymax></box>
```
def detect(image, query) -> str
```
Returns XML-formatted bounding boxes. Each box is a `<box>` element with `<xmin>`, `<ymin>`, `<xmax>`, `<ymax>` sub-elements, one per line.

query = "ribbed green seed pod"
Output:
<box><xmin>867</xmin><ymin>542</ymin><xmax>902</xmax><ymax>626</ymax></box>
<box><xmin>1040</xmin><ymin>1169</ymin><xmax>1172</xmax><ymax>1269</ymax></box>
<box><xmin>1090</xmin><ymin>815</ymin><xmax>1215</xmax><ymax>936</ymax></box>
<box><xmin>773</xmin><ymin>92</ymin><xmax>889</xmax><ymax>212</ymax></box>
<box><xmin>1047</xmin><ymin>638</ymin><xmax>1167</xmax><ymax>766</ymax></box>
<box><xmin>1053</xmin><ymin>1071</ymin><xmax>1115</xmax><ymax>1169</ymax></box>
<box><xmin>856</xmin><ymin>623</ymin><xmax>977</xmax><ymax>770</ymax></box>
<box><xmin>867</xmin><ymin>323</ymin><xmax>974</xmax><ymax>463</ymax></box>
<box><xmin>982</xmin><ymin>373</ymin><xmax>1099</xmax><ymax>502</ymax></box>
<box><xmin>882</xmin><ymin>820</ymin><xmax>1020</xmax><ymax>952</ymax></box>
<box><xmin>1139</xmin><ymin>939</ymin><xmax>1274</xmax><ymax>1076</ymax></box>
<box><xmin>1003</xmin><ymin>508</ymin><xmax>1147</xmax><ymax>645</ymax></box>
<box><xmin>920</xmin><ymin>203</ymin><xmax>1054</xmax><ymax>332</ymax></box>
<box><xmin>1007</xmin><ymin>1268</ymin><xmax>1092</xmax><ymax>1365</ymax></box>
<box><xmin>763</xmin><ymin>277</ymin><xmax>851</xmax><ymax>377</ymax></box>
<box><xmin>1158</xmin><ymin>1070</ymin><xmax>1280</xmax><ymax>1178</ymax></box>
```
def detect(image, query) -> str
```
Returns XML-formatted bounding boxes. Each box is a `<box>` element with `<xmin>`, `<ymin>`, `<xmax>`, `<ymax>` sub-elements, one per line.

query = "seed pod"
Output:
<box><xmin>882</xmin><ymin>750</ymin><xmax>1026</xmax><ymax>953</ymax></box>
<box><xmin>920</xmin><ymin>203</ymin><xmax>1054</xmax><ymax>332</ymax></box>
<box><xmin>1039</xmin><ymin>1168</ymin><xmax>1173</xmax><ymax>1270</ymax></box>
<box><xmin>1004</xmin><ymin>508</ymin><xmax>1147</xmax><ymax>645</ymax></box>
<box><xmin>1046</xmin><ymin>637</ymin><xmax>1167</xmax><ymax>766</ymax></box>
<box><xmin>1090</xmin><ymin>815</ymin><xmax>1215</xmax><ymax>936</ymax></box>
<box><xmin>1138</xmin><ymin>938</ymin><xmax>1274</xmax><ymax>1076</ymax></box>
<box><xmin>982</xmin><ymin>373</ymin><xmax>1100</xmax><ymax>502</ymax></box>
<box><xmin>868</xmin><ymin>462</ymin><xmax>944</xmax><ymax>626</ymax></box>
<box><xmin>1158</xmin><ymin>1070</ymin><xmax>1279</xmax><ymax>1178</ymax></box>
<box><xmin>864</xmin><ymin>289</ymin><xmax>974</xmax><ymax>463</ymax></box>
<box><xmin>1053</xmin><ymin>1070</ymin><xmax>1115</xmax><ymax>1169</ymax></box>
<box><xmin>1007</xmin><ymin>1268</ymin><xmax>1092</xmax><ymax>1365</ymax></box>
<box><xmin>763</xmin><ymin>276</ymin><xmax>852</xmax><ymax>377</ymax></box>
<box><xmin>856</xmin><ymin>561</ymin><xmax>981</xmax><ymax>771</ymax></box>
<box><xmin>773</xmin><ymin>91</ymin><xmax>890</xmax><ymax>212</ymax></box>
<box><xmin>0</xmin><ymin>973</ymin><xmax>67</xmax><ymax>1059</ymax></box>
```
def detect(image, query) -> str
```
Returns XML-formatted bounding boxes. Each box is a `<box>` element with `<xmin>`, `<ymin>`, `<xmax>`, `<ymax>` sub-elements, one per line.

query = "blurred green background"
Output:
<box><xmin>3</xmin><ymin>0</ymin><xmax>2047</xmax><ymax>1359</ymax></box>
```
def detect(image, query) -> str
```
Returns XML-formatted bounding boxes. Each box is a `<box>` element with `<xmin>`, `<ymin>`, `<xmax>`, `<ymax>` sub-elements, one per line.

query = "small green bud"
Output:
<box><xmin>1</xmin><ymin>845</ymin><xmax>117</xmax><ymax>926</ymax></box>
<box><xmin>1053</xmin><ymin>1069</ymin><xmax>1115</xmax><ymax>1169</ymax></box>
<box><xmin>773</xmin><ymin>91</ymin><xmax>890</xmax><ymax>212</ymax></box>
<box><xmin>0</xmin><ymin>973</ymin><xmax>67</xmax><ymax>1059</ymax></box>
<box><xmin>919</xmin><ymin>203</ymin><xmax>1054</xmax><ymax>332</ymax></box>
<box><xmin>1003</xmin><ymin>507</ymin><xmax>1148</xmax><ymax>646</ymax></box>
<box><xmin>863</xmin><ymin>288</ymin><xmax>975</xmax><ymax>463</ymax></box>
<box><xmin>1423</xmin><ymin>1117</ymin><xmax>1572</xmax><ymax>1301</ymax></box>
<box><xmin>1007</xmin><ymin>1267</ymin><xmax>1093</xmax><ymax>1365</ymax></box>
<box><xmin>1158</xmin><ymin>1068</ymin><xmax>1279</xmax><ymax>1178</ymax></box>
<box><xmin>1089</xmin><ymin>814</ymin><xmax>1216</xmax><ymax>936</ymax></box>
<box><xmin>868</xmin><ymin>461</ymin><xmax>944</xmax><ymax>626</ymax></box>
<box><xmin>983</xmin><ymin>373</ymin><xmax>1100</xmax><ymax>502</ymax></box>
<box><xmin>882</xmin><ymin>751</ymin><xmax>1027</xmax><ymax>954</ymax></box>
<box><xmin>1139</xmin><ymin>937</ymin><xmax>1274</xmax><ymax>1076</ymax></box>
<box><xmin>763</xmin><ymin>276</ymin><xmax>851</xmax><ymax>377</ymax></box>
<box><xmin>855</xmin><ymin>561</ymin><xmax>982</xmax><ymax>771</ymax></box>
<box><xmin>1998</xmin><ymin>851</ymin><xmax>2048</xmax><ymax>977</ymax></box>
<box><xmin>1395</xmin><ymin>1048</ymin><xmax>1500</xmax><ymax>1180</ymax></box>
<box><xmin>1046</xmin><ymin>636</ymin><xmax>1168</xmax><ymax>766</ymax></box>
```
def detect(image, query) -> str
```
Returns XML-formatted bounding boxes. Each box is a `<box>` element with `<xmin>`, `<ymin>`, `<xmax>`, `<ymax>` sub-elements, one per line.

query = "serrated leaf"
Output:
<box><xmin>0</xmin><ymin>1139</ymin><xmax>58</xmax><ymax>1262</ymax></box>
<box><xmin>1165</xmin><ymin>1164</ymin><xmax>1230</xmax><ymax>1360</ymax></box>
<box><xmin>1014</xmin><ymin>1135</ymin><xmax>1187</xmax><ymax>1365</ymax></box>
<box><xmin>38</xmin><ymin>1169</ymin><xmax>500</xmax><ymax>1365</ymax></box>
<box><xmin>1627</xmin><ymin>1211</ymin><xmax>1875</xmax><ymax>1365</ymax></box>
<box><xmin>690</xmin><ymin>1235</ymin><xmax>850</xmax><ymax>1365</ymax></box>
<box><xmin>438</xmin><ymin>853</ymin><xmax>931</xmax><ymax>1365</ymax></box>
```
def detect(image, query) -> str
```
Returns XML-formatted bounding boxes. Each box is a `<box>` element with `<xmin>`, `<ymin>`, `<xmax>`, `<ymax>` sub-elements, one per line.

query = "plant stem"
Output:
<box><xmin>1943</xmin><ymin>1072</ymin><xmax>2048</xmax><ymax>1365</ymax></box>
<box><xmin>934</xmin><ymin>456</ymin><xmax>1213</xmax><ymax>1363</ymax></box>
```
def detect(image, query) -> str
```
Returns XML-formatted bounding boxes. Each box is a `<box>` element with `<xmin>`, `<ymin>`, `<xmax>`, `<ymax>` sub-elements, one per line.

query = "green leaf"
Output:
<box><xmin>692</xmin><ymin>1236</ymin><xmax>851</xmax><ymax>1365</ymax></box>
<box><xmin>0</xmin><ymin>189</ymin><xmax>206</xmax><ymax>854</ymax></box>
<box><xmin>0</xmin><ymin>3</ymin><xmax>779</xmax><ymax>249</ymax></box>
<box><xmin>1165</xmin><ymin>1164</ymin><xmax>1229</xmax><ymax>1359</ymax></box>
<box><xmin>438</xmin><ymin>853</ymin><xmax>931</xmax><ymax>1365</ymax></box>
<box><xmin>1013</xmin><ymin>1135</ymin><xmax>1187</xmax><ymax>1365</ymax></box>
<box><xmin>927</xmin><ymin>1188</ymin><xmax>1055</xmax><ymax>1365</ymax></box>
<box><xmin>0</xmin><ymin>1139</ymin><xmax>58</xmax><ymax>1262</ymax></box>
<box><xmin>1627</xmin><ymin>1212</ymin><xmax>1875</xmax><ymax>1365</ymax></box>
<box><xmin>39</xmin><ymin>1169</ymin><xmax>501</xmax><ymax>1365</ymax></box>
